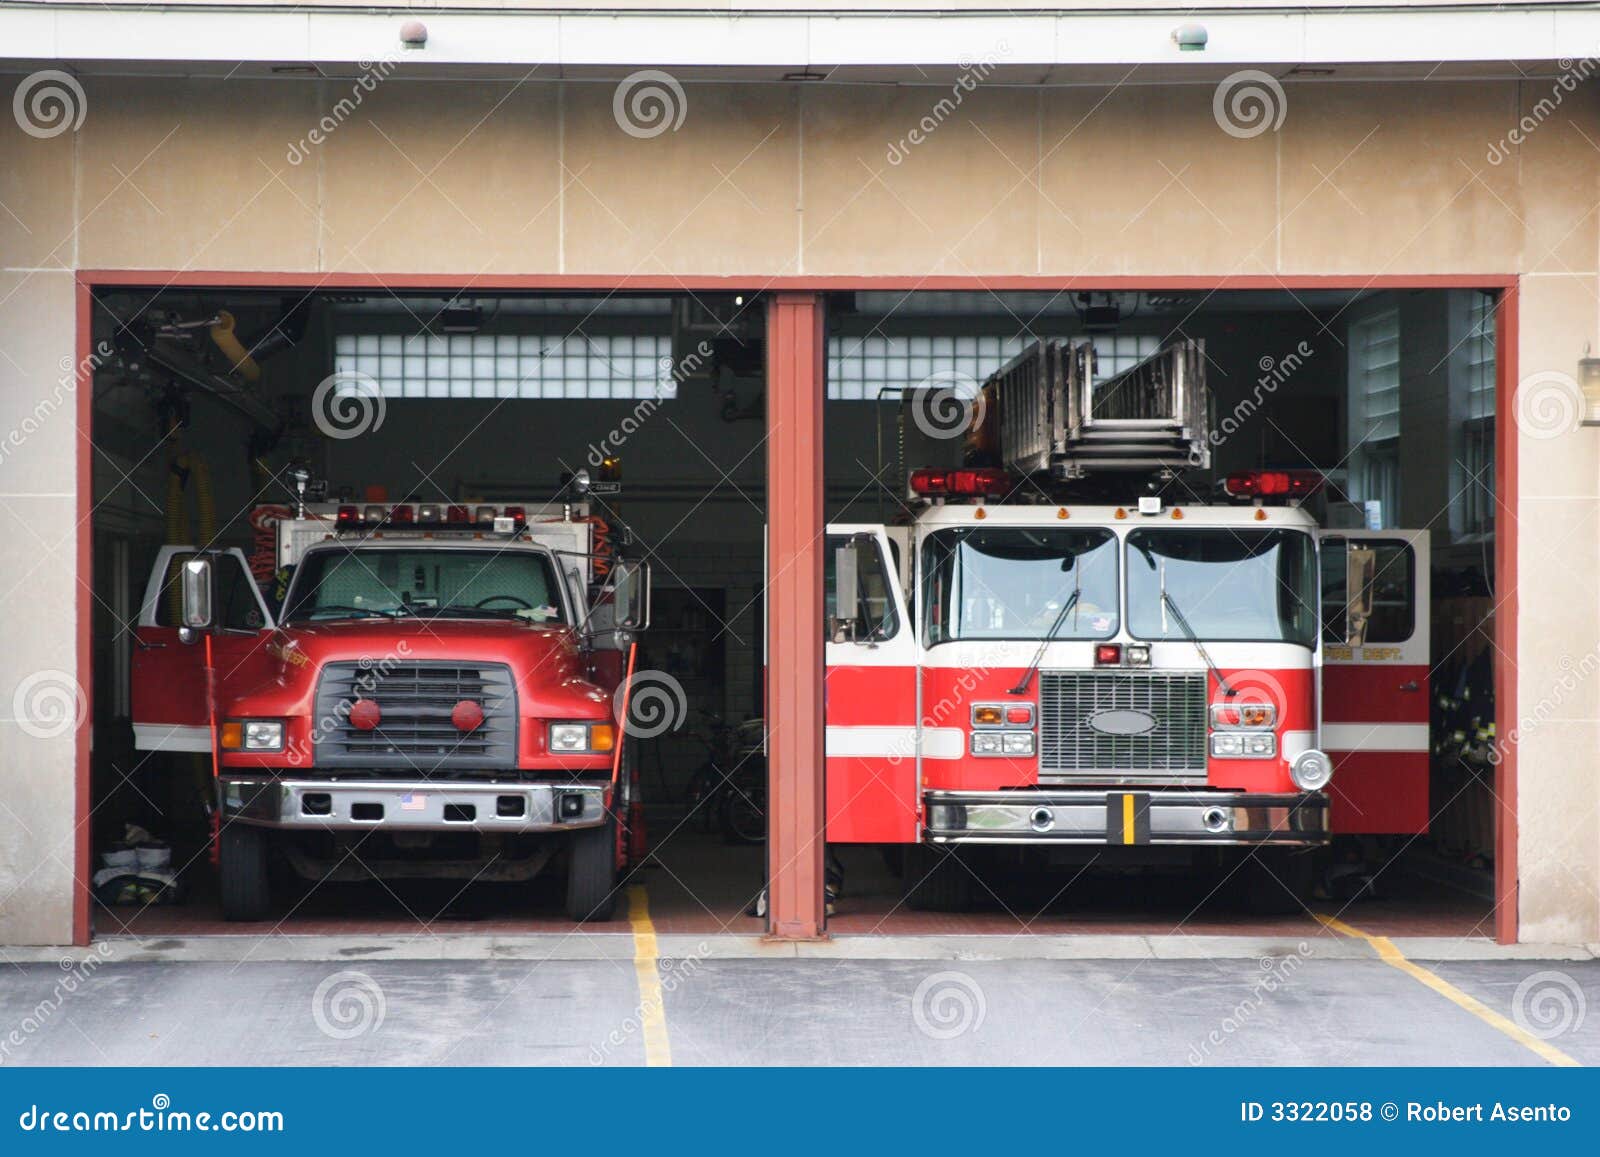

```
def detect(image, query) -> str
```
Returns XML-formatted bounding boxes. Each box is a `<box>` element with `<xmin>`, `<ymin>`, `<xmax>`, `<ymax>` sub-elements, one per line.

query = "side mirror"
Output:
<box><xmin>611</xmin><ymin>560</ymin><xmax>651</xmax><ymax>632</ymax></box>
<box><xmin>180</xmin><ymin>557</ymin><xmax>214</xmax><ymax>641</ymax></box>
<box><xmin>1344</xmin><ymin>546</ymin><xmax>1377</xmax><ymax>647</ymax></box>
<box><xmin>829</xmin><ymin>538</ymin><xmax>874</xmax><ymax>643</ymax></box>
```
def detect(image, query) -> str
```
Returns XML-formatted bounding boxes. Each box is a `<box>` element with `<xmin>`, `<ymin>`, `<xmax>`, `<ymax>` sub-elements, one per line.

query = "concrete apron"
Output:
<box><xmin>3</xmin><ymin>933</ymin><xmax>1595</xmax><ymax>965</ymax></box>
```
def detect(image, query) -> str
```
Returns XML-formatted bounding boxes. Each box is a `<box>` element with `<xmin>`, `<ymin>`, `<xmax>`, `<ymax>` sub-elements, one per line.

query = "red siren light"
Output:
<box><xmin>909</xmin><ymin>467</ymin><xmax>1013</xmax><ymax>499</ymax></box>
<box><xmin>1222</xmin><ymin>470</ymin><xmax>1323</xmax><ymax>500</ymax></box>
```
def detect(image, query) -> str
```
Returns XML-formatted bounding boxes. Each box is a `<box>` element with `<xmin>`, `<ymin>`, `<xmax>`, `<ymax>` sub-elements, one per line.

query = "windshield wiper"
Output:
<box><xmin>1133</xmin><ymin>543</ymin><xmax>1233</xmax><ymax>697</ymax></box>
<box><xmin>1008</xmin><ymin>589</ymin><xmax>1081</xmax><ymax>695</ymax></box>
<box><xmin>298</xmin><ymin>604</ymin><xmax>405</xmax><ymax>621</ymax></box>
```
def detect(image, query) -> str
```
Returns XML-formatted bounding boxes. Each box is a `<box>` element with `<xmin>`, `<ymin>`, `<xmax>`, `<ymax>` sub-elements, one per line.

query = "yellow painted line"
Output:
<box><xmin>1315</xmin><ymin>914</ymin><xmax>1579</xmax><ymax>1067</ymax></box>
<box><xmin>1122</xmin><ymin>793</ymin><xmax>1135</xmax><ymax>845</ymax></box>
<box><xmin>627</xmin><ymin>884</ymin><xmax>673</xmax><ymax>1067</ymax></box>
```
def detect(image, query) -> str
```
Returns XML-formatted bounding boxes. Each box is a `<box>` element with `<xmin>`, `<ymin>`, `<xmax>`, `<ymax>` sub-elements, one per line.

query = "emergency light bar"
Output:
<box><xmin>1221</xmin><ymin>470</ymin><xmax>1323</xmax><ymax>500</ymax></box>
<box><xmin>333</xmin><ymin>503</ymin><xmax>529</xmax><ymax>531</ymax></box>
<box><xmin>909</xmin><ymin>467</ymin><xmax>1013</xmax><ymax>498</ymax></box>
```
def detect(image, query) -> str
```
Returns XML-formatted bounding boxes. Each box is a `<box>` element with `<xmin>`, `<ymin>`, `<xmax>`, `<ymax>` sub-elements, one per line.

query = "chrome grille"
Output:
<box><xmin>313</xmin><ymin>661</ymin><xmax>517</xmax><ymax>769</ymax></box>
<box><xmin>1037</xmin><ymin>669</ymin><xmax>1207</xmax><ymax>783</ymax></box>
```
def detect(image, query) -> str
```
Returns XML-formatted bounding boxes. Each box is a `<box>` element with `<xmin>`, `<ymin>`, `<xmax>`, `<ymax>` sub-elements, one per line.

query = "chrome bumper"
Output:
<box><xmin>924</xmin><ymin>789</ymin><xmax>1328</xmax><ymax>846</ymax></box>
<box><xmin>219</xmin><ymin>777</ymin><xmax>607</xmax><ymax>833</ymax></box>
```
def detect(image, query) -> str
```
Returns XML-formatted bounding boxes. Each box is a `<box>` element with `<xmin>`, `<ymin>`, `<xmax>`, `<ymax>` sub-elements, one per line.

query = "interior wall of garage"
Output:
<box><xmin>1</xmin><ymin>71</ymin><xmax>1596</xmax><ymax>944</ymax></box>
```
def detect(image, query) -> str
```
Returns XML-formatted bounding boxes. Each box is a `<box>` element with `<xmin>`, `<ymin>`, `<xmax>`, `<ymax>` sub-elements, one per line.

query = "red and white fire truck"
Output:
<box><xmin>821</xmin><ymin>340</ymin><xmax>1430</xmax><ymax>910</ymax></box>
<box><xmin>131</xmin><ymin>484</ymin><xmax>649</xmax><ymax>922</ymax></box>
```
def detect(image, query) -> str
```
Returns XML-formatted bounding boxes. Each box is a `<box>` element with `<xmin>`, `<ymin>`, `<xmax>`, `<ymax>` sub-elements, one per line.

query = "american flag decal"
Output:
<box><xmin>400</xmin><ymin>793</ymin><xmax>426</xmax><ymax>811</ymax></box>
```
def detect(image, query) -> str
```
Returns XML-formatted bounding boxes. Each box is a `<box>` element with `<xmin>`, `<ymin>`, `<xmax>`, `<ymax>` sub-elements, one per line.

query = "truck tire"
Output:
<box><xmin>1243</xmin><ymin>848</ymin><xmax>1317</xmax><ymax>916</ymax></box>
<box><xmin>565</xmin><ymin>816</ymin><xmax>619</xmax><ymax>922</ymax></box>
<box><xmin>218</xmin><ymin>824</ymin><xmax>272</xmax><ymax>922</ymax></box>
<box><xmin>903</xmin><ymin>844</ymin><xmax>976</xmax><ymax>912</ymax></box>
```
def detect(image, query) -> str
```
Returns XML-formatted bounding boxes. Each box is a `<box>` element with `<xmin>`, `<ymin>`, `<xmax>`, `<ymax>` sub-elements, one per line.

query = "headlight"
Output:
<box><xmin>548</xmin><ymin>722</ymin><xmax>615</xmax><ymax>754</ymax></box>
<box><xmin>221</xmin><ymin>720</ymin><xmax>284</xmax><ymax>751</ymax></box>
<box><xmin>1291</xmin><ymin>748</ymin><xmax>1334</xmax><ymax>790</ymax></box>
<box><xmin>971</xmin><ymin>731</ymin><xmax>1034</xmax><ymax>757</ymax></box>
<box><xmin>1210</xmin><ymin>732</ymin><xmax>1276</xmax><ymax>759</ymax></box>
<box><xmin>1210</xmin><ymin>702</ymin><xmax>1276</xmax><ymax>729</ymax></box>
<box><xmin>1002</xmin><ymin>732</ymin><xmax>1035</xmax><ymax>755</ymax></box>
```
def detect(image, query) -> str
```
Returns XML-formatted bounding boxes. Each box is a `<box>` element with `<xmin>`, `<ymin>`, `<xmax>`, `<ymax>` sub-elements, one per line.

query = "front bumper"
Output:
<box><xmin>924</xmin><ymin>789</ymin><xmax>1328</xmax><ymax>846</ymax></box>
<box><xmin>219</xmin><ymin>776</ymin><xmax>607</xmax><ymax>833</ymax></box>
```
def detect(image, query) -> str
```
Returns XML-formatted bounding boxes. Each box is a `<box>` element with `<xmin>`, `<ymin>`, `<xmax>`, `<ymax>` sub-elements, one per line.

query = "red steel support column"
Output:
<box><xmin>765</xmin><ymin>292</ymin><xmax>827</xmax><ymax>939</ymax></box>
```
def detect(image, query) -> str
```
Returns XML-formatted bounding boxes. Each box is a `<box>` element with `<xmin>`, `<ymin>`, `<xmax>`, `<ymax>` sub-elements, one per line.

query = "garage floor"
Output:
<box><xmin>101</xmin><ymin>832</ymin><xmax>1491</xmax><ymax>942</ymax></box>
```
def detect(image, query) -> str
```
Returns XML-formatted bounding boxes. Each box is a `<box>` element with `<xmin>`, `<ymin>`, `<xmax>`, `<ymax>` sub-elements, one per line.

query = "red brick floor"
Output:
<box><xmin>102</xmin><ymin>829</ymin><xmax>1491</xmax><ymax>942</ymax></box>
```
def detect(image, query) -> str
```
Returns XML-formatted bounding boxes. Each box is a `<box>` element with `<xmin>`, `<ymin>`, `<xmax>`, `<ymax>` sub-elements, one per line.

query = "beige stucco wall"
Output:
<box><xmin>1</xmin><ymin>71</ymin><xmax>1597</xmax><ymax>943</ymax></box>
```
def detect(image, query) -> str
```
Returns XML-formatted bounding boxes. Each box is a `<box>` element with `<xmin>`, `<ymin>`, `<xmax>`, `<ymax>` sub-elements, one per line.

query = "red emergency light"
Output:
<box><xmin>388</xmin><ymin>504</ymin><xmax>415</xmax><ymax>525</ymax></box>
<box><xmin>335</xmin><ymin>505</ymin><xmax>360</xmax><ymax>528</ymax></box>
<box><xmin>1222</xmin><ymin>470</ymin><xmax>1323</xmax><ymax>500</ymax></box>
<box><xmin>909</xmin><ymin>467</ymin><xmax>1013</xmax><ymax>499</ymax></box>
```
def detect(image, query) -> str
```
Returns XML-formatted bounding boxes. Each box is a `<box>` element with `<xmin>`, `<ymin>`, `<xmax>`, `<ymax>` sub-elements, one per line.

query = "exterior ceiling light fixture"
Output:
<box><xmin>1172</xmin><ymin>24</ymin><xmax>1208</xmax><ymax>52</ymax></box>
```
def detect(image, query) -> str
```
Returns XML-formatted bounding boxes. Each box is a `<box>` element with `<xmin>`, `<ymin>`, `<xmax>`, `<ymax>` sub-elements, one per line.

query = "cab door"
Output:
<box><xmin>824</xmin><ymin>525</ymin><xmax>920</xmax><ymax>843</ymax></box>
<box><xmin>1318</xmin><ymin>530</ymin><xmax>1431</xmax><ymax>833</ymax></box>
<box><xmin>131</xmin><ymin>546</ymin><xmax>276</xmax><ymax>752</ymax></box>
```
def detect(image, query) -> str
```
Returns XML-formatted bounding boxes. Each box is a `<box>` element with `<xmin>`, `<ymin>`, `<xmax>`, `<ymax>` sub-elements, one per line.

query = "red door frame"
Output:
<box><xmin>72</xmin><ymin>271</ymin><xmax>1521</xmax><ymax>945</ymax></box>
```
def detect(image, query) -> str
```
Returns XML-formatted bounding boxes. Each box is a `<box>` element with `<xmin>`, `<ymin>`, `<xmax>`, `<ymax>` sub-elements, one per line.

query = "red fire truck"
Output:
<box><xmin>822</xmin><ymin>340</ymin><xmax>1430</xmax><ymax>910</ymax></box>
<box><xmin>131</xmin><ymin>486</ymin><xmax>649</xmax><ymax>922</ymax></box>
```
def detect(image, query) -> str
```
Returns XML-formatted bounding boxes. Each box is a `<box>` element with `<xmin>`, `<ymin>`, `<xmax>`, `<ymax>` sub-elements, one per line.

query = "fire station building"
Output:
<box><xmin>1</xmin><ymin>2</ymin><xmax>1598</xmax><ymax>949</ymax></box>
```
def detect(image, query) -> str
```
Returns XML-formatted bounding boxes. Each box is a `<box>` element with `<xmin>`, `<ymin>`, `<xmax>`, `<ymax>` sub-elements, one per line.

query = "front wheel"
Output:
<box><xmin>565</xmin><ymin>815</ymin><xmax>620</xmax><ymax>922</ymax></box>
<box><xmin>218</xmin><ymin>824</ymin><xmax>272</xmax><ymax>921</ymax></box>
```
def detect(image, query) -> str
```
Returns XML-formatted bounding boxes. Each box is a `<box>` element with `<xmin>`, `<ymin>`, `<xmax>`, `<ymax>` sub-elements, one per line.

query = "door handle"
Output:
<box><xmin>1398</xmin><ymin>680</ymin><xmax>1419</xmax><ymax>692</ymax></box>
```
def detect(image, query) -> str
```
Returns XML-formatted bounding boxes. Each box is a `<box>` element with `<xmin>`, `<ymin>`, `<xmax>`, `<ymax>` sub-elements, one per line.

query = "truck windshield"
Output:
<box><xmin>283</xmin><ymin>548</ymin><xmax>566</xmax><ymax>624</ymax></box>
<box><xmin>922</xmin><ymin>527</ymin><xmax>1119</xmax><ymax>643</ymax></box>
<box><xmin>1125</xmin><ymin>528</ymin><xmax>1317</xmax><ymax>647</ymax></box>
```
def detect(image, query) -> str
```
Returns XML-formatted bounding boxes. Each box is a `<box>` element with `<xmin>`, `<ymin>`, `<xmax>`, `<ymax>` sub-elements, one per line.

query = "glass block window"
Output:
<box><xmin>332</xmin><ymin>333</ymin><xmax>676</xmax><ymax>400</ymax></box>
<box><xmin>826</xmin><ymin>334</ymin><xmax>1160</xmax><ymax>400</ymax></box>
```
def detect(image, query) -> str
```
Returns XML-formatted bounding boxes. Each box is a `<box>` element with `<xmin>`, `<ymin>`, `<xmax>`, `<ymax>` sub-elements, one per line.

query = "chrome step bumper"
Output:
<box><xmin>924</xmin><ymin>789</ymin><xmax>1328</xmax><ymax>846</ymax></box>
<box><xmin>219</xmin><ymin>777</ymin><xmax>607</xmax><ymax>833</ymax></box>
